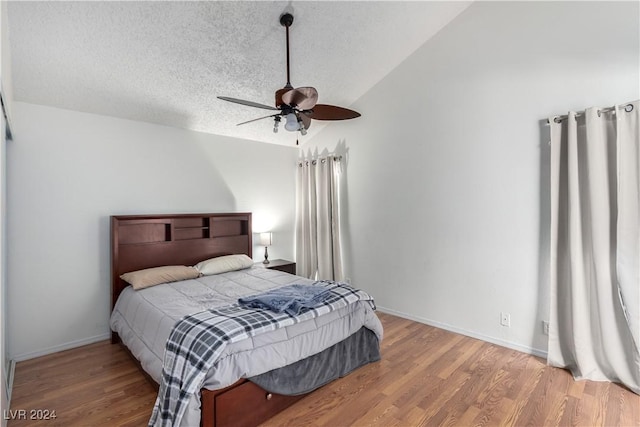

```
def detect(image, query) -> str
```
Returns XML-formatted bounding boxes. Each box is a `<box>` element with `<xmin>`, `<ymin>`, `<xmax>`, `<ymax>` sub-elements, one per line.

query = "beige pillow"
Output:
<box><xmin>195</xmin><ymin>254</ymin><xmax>254</xmax><ymax>276</ymax></box>
<box><xmin>120</xmin><ymin>265</ymin><xmax>200</xmax><ymax>290</ymax></box>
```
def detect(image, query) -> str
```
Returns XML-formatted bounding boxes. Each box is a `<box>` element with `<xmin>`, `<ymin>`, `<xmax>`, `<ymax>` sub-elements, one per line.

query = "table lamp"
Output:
<box><xmin>260</xmin><ymin>232</ymin><xmax>272</xmax><ymax>264</ymax></box>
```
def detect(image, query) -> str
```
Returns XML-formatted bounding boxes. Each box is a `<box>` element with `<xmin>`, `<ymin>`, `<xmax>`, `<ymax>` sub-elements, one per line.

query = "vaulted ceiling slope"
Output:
<box><xmin>7</xmin><ymin>1</ymin><xmax>471</xmax><ymax>146</ymax></box>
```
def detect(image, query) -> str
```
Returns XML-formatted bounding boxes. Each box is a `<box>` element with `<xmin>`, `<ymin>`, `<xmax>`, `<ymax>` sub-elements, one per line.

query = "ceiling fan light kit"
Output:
<box><xmin>284</xmin><ymin>112</ymin><xmax>299</xmax><ymax>131</ymax></box>
<box><xmin>218</xmin><ymin>12</ymin><xmax>361</xmax><ymax>142</ymax></box>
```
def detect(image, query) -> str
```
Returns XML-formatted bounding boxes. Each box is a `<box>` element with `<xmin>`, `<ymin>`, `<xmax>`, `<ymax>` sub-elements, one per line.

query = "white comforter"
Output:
<box><xmin>110</xmin><ymin>266</ymin><xmax>383</xmax><ymax>427</ymax></box>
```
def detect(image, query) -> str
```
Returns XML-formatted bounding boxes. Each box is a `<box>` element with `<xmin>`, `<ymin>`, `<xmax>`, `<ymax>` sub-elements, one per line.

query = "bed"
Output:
<box><xmin>109</xmin><ymin>213</ymin><xmax>383</xmax><ymax>427</ymax></box>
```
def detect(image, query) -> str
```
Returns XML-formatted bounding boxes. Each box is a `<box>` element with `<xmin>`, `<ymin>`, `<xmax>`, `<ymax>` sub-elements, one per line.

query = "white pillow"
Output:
<box><xmin>195</xmin><ymin>254</ymin><xmax>254</xmax><ymax>276</ymax></box>
<box><xmin>120</xmin><ymin>265</ymin><xmax>200</xmax><ymax>290</ymax></box>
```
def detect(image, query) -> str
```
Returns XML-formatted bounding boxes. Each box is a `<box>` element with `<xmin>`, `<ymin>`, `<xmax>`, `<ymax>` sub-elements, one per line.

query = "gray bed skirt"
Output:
<box><xmin>249</xmin><ymin>327</ymin><xmax>380</xmax><ymax>395</ymax></box>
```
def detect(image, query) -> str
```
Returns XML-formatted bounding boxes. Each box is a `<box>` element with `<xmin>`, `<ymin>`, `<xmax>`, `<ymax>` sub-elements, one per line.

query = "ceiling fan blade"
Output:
<box><xmin>299</xmin><ymin>112</ymin><xmax>311</xmax><ymax>130</ymax></box>
<box><xmin>282</xmin><ymin>87</ymin><xmax>318</xmax><ymax>110</ymax></box>
<box><xmin>236</xmin><ymin>114</ymin><xmax>280</xmax><ymax>126</ymax></box>
<box><xmin>306</xmin><ymin>104</ymin><xmax>361</xmax><ymax>121</ymax></box>
<box><xmin>218</xmin><ymin>96</ymin><xmax>279</xmax><ymax>111</ymax></box>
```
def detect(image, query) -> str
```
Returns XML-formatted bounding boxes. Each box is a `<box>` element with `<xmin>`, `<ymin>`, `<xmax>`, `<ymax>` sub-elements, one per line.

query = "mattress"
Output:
<box><xmin>110</xmin><ymin>266</ymin><xmax>383</xmax><ymax>426</ymax></box>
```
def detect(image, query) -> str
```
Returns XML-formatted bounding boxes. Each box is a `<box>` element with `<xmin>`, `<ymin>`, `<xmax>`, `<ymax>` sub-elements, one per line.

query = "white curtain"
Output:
<box><xmin>548</xmin><ymin>100</ymin><xmax>640</xmax><ymax>394</ymax></box>
<box><xmin>295</xmin><ymin>156</ymin><xmax>343</xmax><ymax>281</ymax></box>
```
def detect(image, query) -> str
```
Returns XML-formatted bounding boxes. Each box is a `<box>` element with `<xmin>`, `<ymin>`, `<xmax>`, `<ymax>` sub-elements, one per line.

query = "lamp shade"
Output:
<box><xmin>259</xmin><ymin>232</ymin><xmax>272</xmax><ymax>246</ymax></box>
<box><xmin>284</xmin><ymin>113</ymin><xmax>299</xmax><ymax>131</ymax></box>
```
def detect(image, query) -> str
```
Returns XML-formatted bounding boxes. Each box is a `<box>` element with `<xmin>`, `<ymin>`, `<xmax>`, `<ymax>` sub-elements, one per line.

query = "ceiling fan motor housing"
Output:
<box><xmin>275</xmin><ymin>87</ymin><xmax>291</xmax><ymax>108</ymax></box>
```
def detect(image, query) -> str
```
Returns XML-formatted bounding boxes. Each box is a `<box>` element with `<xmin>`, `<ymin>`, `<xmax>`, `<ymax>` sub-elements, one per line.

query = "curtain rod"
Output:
<box><xmin>547</xmin><ymin>103</ymin><xmax>634</xmax><ymax>124</ymax></box>
<box><xmin>297</xmin><ymin>155</ymin><xmax>342</xmax><ymax>166</ymax></box>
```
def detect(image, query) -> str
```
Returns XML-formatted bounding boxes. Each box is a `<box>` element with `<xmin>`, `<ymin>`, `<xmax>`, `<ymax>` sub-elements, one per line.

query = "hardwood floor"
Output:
<box><xmin>8</xmin><ymin>313</ymin><xmax>640</xmax><ymax>426</ymax></box>
<box><xmin>8</xmin><ymin>338</ymin><xmax>156</xmax><ymax>427</ymax></box>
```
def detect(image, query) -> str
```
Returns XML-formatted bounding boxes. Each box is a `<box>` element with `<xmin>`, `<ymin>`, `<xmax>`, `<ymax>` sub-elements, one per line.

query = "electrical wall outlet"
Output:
<box><xmin>500</xmin><ymin>312</ymin><xmax>511</xmax><ymax>327</ymax></box>
<box><xmin>543</xmin><ymin>321</ymin><xmax>550</xmax><ymax>335</ymax></box>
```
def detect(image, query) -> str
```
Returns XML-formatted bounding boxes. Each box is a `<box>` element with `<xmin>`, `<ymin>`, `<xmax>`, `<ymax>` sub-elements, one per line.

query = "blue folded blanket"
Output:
<box><xmin>238</xmin><ymin>284</ymin><xmax>332</xmax><ymax>316</ymax></box>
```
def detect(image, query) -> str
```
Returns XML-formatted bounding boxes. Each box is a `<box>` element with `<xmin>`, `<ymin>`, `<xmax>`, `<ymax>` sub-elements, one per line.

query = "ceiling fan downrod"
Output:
<box><xmin>280</xmin><ymin>13</ymin><xmax>294</xmax><ymax>89</ymax></box>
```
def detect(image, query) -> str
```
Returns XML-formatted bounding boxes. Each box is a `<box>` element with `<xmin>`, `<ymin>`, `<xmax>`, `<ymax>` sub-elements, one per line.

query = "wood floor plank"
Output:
<box><xmin>8</xmin><ymin>313</ymin><xmax>640</xmax><ymax>427</ymax></box>
<box><xmin>499</xmin><ymin>357</ymin><xmax>546</xmax><ymax>426</ymax></box>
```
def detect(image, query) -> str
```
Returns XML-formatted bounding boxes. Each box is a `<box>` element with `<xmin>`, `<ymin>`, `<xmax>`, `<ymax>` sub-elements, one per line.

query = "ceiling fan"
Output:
<box><xmin>217</xmin><ymin>13</ymin><xmax>361</xmax><ymax>140</ymax></box>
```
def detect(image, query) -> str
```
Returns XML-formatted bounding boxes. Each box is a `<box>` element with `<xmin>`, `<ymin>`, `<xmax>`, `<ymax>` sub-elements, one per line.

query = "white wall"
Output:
<box><xmin>303</xmin><ymin>1</ymin><xmax>640</xmax><ymax>355</ymax></box>
<box><xmin>7</xmin><ymin>102</ymin><xmax>298</xmax><ymax>360</ymax></box>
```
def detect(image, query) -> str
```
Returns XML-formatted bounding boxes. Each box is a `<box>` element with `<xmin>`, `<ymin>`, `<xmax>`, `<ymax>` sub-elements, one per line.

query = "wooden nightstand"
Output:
<box><xmin>258</xmin><ymin>259</ymin><xmax>296</xmax><ymax>275</ymax></box>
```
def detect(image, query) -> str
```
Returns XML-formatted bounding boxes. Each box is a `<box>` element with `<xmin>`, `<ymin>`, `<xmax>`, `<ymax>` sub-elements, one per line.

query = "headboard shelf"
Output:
<box><xmin>111</xmin><ymin>213</ymin><xmax>253</xmax><ymax>323</ymax></box>
<box><xmin>174</xmin><ymin>227</ymin><xmax>210</xmax><ymax>230</ymax></box>
<box><xmin>172</xmin><ymin>217</ymin><xmax>208</xmax><ymax>240</ymax></box>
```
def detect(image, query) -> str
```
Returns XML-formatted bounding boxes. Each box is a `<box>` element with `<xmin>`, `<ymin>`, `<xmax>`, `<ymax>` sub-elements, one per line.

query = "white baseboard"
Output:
<box><xmin>12</xmin><ymin>333</ymin><xmax>111</xmax><ymax>362</ymax></box>
<box><xmin>377</xmin><ymin>306</ymin><xmax>548</xmax><ymax>359</ymax></box>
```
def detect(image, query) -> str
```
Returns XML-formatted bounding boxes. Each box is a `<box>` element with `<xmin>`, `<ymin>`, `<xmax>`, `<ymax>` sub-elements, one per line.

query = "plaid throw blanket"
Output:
<box><xmin>148</xmin><ymin>281</ymin><xmax>375</xmax><ymax>427</ymax></box>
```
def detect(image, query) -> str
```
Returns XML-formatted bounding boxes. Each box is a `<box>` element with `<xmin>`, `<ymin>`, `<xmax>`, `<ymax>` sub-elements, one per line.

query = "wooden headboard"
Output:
<box><xmin>110</xmin><ymin>212</ymin><xmax>252</xmax><ymax>314</ymax></box>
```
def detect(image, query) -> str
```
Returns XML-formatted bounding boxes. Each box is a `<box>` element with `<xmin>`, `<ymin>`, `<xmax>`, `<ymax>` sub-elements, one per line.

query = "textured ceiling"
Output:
<box><xmin>7</xmin><ymin>1</ymin><xmax>471</xmax><ymax>146</ymax></box>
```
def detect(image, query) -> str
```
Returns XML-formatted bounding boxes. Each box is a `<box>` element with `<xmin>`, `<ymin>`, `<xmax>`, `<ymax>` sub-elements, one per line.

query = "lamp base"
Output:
<box><xmin>263</xmin><ymin>246</ymin><xmax>270</xmax><ymax>264</ymax></box>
